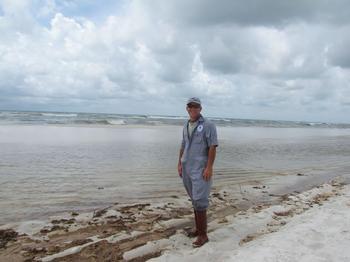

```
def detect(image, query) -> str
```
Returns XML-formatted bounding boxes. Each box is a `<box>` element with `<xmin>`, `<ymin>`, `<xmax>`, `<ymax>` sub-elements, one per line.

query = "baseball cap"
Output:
<box><xmin>186</xmin><ymin>97</ymin><xmax>201</xmax><ymax>105</ymax></box>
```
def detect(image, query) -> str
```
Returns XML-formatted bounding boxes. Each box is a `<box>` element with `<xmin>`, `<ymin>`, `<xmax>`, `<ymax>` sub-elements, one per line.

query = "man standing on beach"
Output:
<box><xmin>178</xmin><ymin>97</ymin><xmax>218</xmax><ymax>247</ymax></box>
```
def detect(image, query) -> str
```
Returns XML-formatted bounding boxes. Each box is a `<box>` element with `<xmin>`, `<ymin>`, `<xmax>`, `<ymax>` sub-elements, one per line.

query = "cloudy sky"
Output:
<box><xmin>0</xmin><ymin>0</ymin><xmax>350</xmax><ymax>123</ymax></box>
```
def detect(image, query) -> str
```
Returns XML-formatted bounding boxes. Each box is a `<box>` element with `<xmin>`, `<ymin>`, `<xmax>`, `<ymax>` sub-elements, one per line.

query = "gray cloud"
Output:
<box><xmin>142</xmin><ymin>0</ymin><xmax>350</xmax><ymax>27</ymax></box>
<box><xmin>328</xmin><ymin>26</ymin><xmax>350</xmax><ymax>68</ymax></box>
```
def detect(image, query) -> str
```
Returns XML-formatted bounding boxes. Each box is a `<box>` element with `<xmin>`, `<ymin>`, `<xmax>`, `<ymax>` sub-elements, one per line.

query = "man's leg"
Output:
<box><xmin>182</xmin><ymin>164</ymin><xmax>193</xmax><ymax>200</ymax></box>
<box><xmin>191</xmin><ymin>177</ymin><xmax>211</xmax><ymax>247</ymax></box>
<box><xmin>192</xmin><ymin>209</ymin><xmax>208</xmax><ymax>247</ymax></box>
<box><xmin>186</xmin><ymin>209</ymin><xmax>199</xmax><ymax>237</ymax></box>
<box><xmin>182</xmin><ymin>165</ymin><xmax>198</xmax><ymax>237</ymax></box>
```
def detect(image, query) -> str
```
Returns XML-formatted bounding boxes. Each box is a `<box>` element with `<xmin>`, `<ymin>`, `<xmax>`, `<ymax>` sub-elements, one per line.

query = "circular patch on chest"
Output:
<box><xmin>197</xmin><ymin>125</ymin><xmax>203</xmax><ymax>132</ymax></box>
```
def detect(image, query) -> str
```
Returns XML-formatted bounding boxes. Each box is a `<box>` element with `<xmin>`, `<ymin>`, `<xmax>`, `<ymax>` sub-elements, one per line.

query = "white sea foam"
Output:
<box><xmin>107</xmin><ymin>119</ymin><xmax>126</xmax><ymax>125</ymax></box>
<box><xmin>41</xmin><ymin>113</ymin><xmax>78</xmax><ymax>117</ymax></box>
<box><xmin>148</xmin><ymin>115</ymin><xmax>187</xmax><ymax>120</ymax></box>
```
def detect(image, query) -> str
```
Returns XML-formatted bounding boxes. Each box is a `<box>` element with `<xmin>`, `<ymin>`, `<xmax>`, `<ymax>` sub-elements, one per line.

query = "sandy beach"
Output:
<box><xmin>1</xmin><ymin>173</ymin><xmax>349</xmax><ymax>261</ymax></box>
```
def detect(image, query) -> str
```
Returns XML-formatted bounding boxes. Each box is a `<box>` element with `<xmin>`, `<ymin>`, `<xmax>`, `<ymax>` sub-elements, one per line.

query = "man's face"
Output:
<box><xmin>186</xmin><ymin>103</ymin><xmax>202</xmax><ymax>120</ymax></box>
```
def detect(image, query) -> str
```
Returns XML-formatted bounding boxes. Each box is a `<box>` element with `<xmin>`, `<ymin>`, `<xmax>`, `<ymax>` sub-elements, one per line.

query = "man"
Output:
<box><xmin>178</xmin><ymin>97</ymin><xmax>218</xmax><ymax>247</ymax></box>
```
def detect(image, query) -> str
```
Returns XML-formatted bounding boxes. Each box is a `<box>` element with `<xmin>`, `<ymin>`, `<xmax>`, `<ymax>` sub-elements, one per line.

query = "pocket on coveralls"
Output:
<box><xmin>193</xmin><ymin>134</ymin><xmax>202</xmax><ymax>143</ymax></box>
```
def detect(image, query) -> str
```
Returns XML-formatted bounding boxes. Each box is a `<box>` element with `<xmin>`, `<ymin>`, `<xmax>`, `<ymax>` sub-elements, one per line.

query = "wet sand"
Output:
<box><xmin>1</xmin><ymin>171</ymin><xmax>348</xmax><ymax>262</ymax></box>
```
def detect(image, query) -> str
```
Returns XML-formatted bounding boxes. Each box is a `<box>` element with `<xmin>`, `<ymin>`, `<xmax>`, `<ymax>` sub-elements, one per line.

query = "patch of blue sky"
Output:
<box><xmin>54</xmin><ymin>0</ymin><xmax>127</xmax><ymax>23</ymax></box>
<box><xmin>29</xmin><ymin>0</ymin><xmax>127</xmax><ymax>28</ymax></box>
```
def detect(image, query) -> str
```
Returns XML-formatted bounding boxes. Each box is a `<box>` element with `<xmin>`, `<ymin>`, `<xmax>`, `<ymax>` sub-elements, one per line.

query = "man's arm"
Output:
<box><xmin>203</xmin><ymin>145</ymin><xmax>216</xmax><ymax>181</ymax></box>
<box><xmin>178</xmin><ymin>147</ymin><xmax>184</xmax><ymax>177</ymax></box>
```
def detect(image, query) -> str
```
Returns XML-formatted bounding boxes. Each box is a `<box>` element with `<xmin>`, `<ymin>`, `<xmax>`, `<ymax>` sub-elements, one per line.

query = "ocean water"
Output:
<box><xmin>1</xmin><ymin>111</ymin><xmax>350</xmax><ymax>225</ymax></box>
<box><xmin>1</xmin><ymin>110</ymin><xmax>350</xmax><ymax>128</ymax></box>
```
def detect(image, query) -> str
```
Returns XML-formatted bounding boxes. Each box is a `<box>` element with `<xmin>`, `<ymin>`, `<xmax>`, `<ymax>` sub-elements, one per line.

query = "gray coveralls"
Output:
<box><xmin>181</xmin><ymin>115</ymin><xmax>218</xmax><ymax>211</ymax></box>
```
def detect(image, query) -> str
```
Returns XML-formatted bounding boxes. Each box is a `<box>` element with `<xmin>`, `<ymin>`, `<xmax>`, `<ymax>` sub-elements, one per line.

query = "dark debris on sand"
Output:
<box><xmin>0</xmin><ymin>229</ymin><xmax>18</xmax><ymax>249</ymax></box>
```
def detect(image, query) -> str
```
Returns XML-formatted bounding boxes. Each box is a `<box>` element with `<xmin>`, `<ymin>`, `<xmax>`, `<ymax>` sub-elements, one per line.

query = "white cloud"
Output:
<box><xmin>0</xmin><ymin>0</ymin><xmax>350</xmax><ymax>122</ymax></box>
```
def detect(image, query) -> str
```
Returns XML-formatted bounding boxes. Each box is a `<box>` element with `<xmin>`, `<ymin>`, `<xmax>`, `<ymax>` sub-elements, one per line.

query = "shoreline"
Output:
<box><xmin>0</xmin><ymin>168</ymin><xmax>340</xmax><ymax>227</ymax></box>
<box><xmin>3</xmin><ymin>123</ymin><xmax>350</xmax><ymax>130</ymax></box>
<box><xmin>1</xmin><ymin>172</ymin><xmax>349</xmax><ymax>261</ymax></box>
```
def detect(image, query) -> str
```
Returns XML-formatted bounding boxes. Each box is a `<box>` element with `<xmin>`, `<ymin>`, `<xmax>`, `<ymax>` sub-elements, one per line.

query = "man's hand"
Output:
<box><xmin>178</xmin><ymin>162</ymin><xmax>182</xmax><ymax>177</ymax></box>
<box><xmin>203</xmin><ymin>166</ymin><xmax>213</xmax><ymax>181</ymax></box>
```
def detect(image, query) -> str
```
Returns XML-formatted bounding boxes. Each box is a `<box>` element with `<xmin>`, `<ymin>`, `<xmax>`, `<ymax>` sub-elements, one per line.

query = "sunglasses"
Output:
<box><xmin>187</xmin><ymin>104</ymin><xmax>201</xmax><ymax>108</ymax></box>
